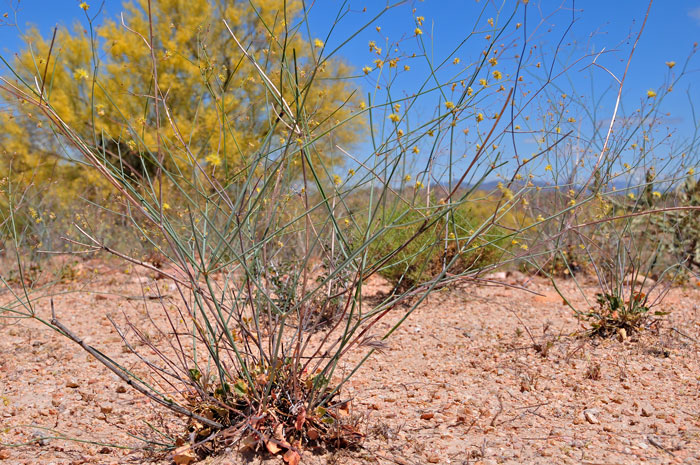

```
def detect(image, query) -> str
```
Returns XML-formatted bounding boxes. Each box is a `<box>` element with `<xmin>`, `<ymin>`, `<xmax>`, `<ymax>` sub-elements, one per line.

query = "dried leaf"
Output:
<box><xmin>283</xmin><ymin>449</ymin><xmax>301</xmax><ymax>465</ymax></box>
<box><xmin>307</xmin><ymin>427</ymin><xmax>320</xmax><ymax>440</ymax></box>
<box><xmin>295</xmin><ymin>407</ymin><xmax>306</xmax><ymax>431</ymax></box>
<box><xmin>240</xmin><ymin>434</ymin><xmax>258</xmax><ymax>450</ymax></box>
<box><xmin>173</xmin><ymin>445</ymin><xmax>197</xmax><ymax>465</ymax></box>
<box><xmin>265</xmin><ymin>440</ymin><xmax>282</xmax><ymax>455</ymax></box>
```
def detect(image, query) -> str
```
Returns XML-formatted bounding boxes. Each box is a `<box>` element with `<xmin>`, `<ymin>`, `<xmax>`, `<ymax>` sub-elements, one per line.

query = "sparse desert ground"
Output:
<box><xmin>1</xmin><ymin>261</ymin><xmax>699</xmax><ymax>465</ymax></box>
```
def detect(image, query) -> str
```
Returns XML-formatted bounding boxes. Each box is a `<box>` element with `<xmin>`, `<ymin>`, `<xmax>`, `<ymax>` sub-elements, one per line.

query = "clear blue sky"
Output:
<box><xmin>1</xmin><ymin>0</ymin><xmax>699</xmax><ymax>181</ymax></box>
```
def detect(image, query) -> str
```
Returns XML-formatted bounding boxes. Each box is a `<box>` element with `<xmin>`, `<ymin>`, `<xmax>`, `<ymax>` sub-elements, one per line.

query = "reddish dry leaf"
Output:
<box><xmin>307</xmin><ymin>427</ymin><xmax>320</xmax><ymax>440</ymax></box>
<box><xmin>283</xmin><ymin>449</ymin><xmax>301</xmax><ymax>465</ymax></box>
<box><xmin>295</xmin><ymin>407</ymin><xmax>307</xmax><ymax>431</ymax></box>
<box><xmin>172</xmin><ymin>445</ymin><xmax>197</xmax><ymax>465</ymax></box>
<box><xmin>265</xmin><ymin>440</ymin><xmax>282</xmax><ymax>455</ymax></box>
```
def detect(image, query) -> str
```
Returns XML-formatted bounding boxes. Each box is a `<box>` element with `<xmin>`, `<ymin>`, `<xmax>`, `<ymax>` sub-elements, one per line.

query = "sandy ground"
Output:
<box><xmin>1</xmin><ymin>261</ymin><xmax>699</xmax><ymax>465</ymax></box>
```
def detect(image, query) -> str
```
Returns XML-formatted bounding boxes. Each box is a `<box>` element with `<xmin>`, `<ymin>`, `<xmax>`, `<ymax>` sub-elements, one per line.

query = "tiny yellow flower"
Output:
<box><xmin>520</xmin><ymin>244</ymin><xmax>529</xmax><ymax>250</ymax></box>
<box><xmin>445</xmin><ymin>101</ymin><xmax>455</xmax><ymax>110</ymax></box>
<box><xmin>404</xmin><ymin>174</ymin><xmax>412</xmax><ymax>182</ymax></box>
<box><xmin>404</xmin><ymin>65</ymin><xmax>410</xmax><ymax>71</ymax></box>
<box><xmin>488</xmin><ymin>57</ymin><xmax>498</xmax><ymax>66</ymax></box>
<box><xmin>415</xmin><ymin>27</ymin><xmax>423</xmax><ymax>35</ymax></box>
<box><xmin>652</xmin><ymin>191</ymin><xmax>661</xmax><ymax>198</ymax></box>
<box><xmin>568</xmin><ymin>199</ymin><xmax>576</xmax><ymax>207</ymax></box>
<box><xmin>493</xmin><ymin>70</ymin><xmax>502</xmax><ymax>80</ymax></box>
<box><xmin>467</xmin><ymin>86</ymin><xmax>473</xmax><ymax>96</ymax></box>
<box><xmin>376</xmin><ymin>26</ymin><xmax>381</xmax><ymax>32</ymax></box>
<box><xmin>314</xmin><ymin>38</ymin><xmax>324</xmax><ymax>48</ymax></box>
<box><xmin>536</xmin><ymin>215</ymin><xmax>544</xmax><ymax>222</ymax></box>
<box><xmin>79</xmin><ymin>2</ymin><xmax>89</xmax><ymax>10</ymax></box>
<box><xmin>162</xmin><ymin>203</ymin><xmax>171</xmax><ymax>210</ymax></box>
<box><xmin>689</xmin><ymin>168</ymin><xmax>696</xmax><ymax>175</ymax></box>
<box><xmin>206</xmin><ymin>153</ymin><xmax>221</xmax><ymax>167</ymax></box>
<box><xmin>389</xmin><ymin>58</ymin><xmax>398</xmax><ymax>68</ymax></box>
<box><xmin>362</xmin><ymin>66</ymin><xmax>372</xmax><ymax>74</ymax></box>
<box><xmin>511</xmin><ymin>239</ymin><xmax>519</xmax><ymax>245</ymax></box>
<box><xmin>73</xmin><ymin>68</ymin><xmax>89</xmax><ymax>80</ymax></box>
<box><xmin>665</xmin><ymin>61</ymin><xmax>676</xmax><ymax>69</ymax></box>
<box><xmin>415</xmin><ymin>181</ymin><xmax>424</xmax><ymax>189</ymax></box>
<box><xmin>333</xmin><ymin>174</ymin><xmax>342</xmax><ymax>185</ymax></box>
<box><xmin>448</xmin><ymin>232</ymin><xmax>455</xmax><ymax>239</ymax></box>
<box><xmin>516</xmin><ymin>22</ymin><xmax>522</xmax><ymax>29</ymax></box>
<box><xmin>348</xmin><ymin>169</ymin><xmax>356</xmax><ymax>176</ymax></box>
<box><xmin>555</xmin><ymin>127</ymin><xmax>561</xmax><ymax>134</ymax></box>
<box><xmin>369</xmin><ymin>41</ymin><xmax>376</xmax><ymax>51</ymax></box>
<box><xmin>389</xmin><ymin>113</ymin><xmax>400</xmax><ymax>122</ymax></box>
<box><xmin>568</xmin><ymin>117</ymin><xmax>576</xmax><ymax>123</ymax></box>
<box><xmin>514</xmin><ymin>125</ymin><xmax>520</xmax><ymax>130</ymax></box>
<box><xmin>373</xmin><ymin>59</ymin><xmax>384</xmax><ymax>68</ymax></box>
<box><xmin>344</xmin><ymin>218</ymin><xmax>350</xmax><ymax>225</ymax></box>
<box><xmin>647</xmin><ymin>89</ymin><xmax>657</xmax><ymax>98</ymax></box>
<box><xmin>412</xmin><ymin>146</ymin><xmax>420</xmax><ymax>154</ymax></box>
<box><xmin>359</xmin><ymin>101</ymin><xmax>366</xmax><ymax>110</ymax></box>
<box><xmin>397</xmin><ymin>129</ymin><xmax>404</xmax><ymax>137</ymax></box>
<box><xmin>479</xmin><ymin>78</ymin><xmax>487</xmax><ymax>86</ymax></box>
<box><xmin>476</xmin><ymin>113</ymin><xmax>484</xmax><ymax>122</ymax></box>
<box><xmin>453</xmin><ymin>57</ymin><xmax>460</xmax><ymax>65</ymax></box>
<box><xmin>627</xmin><ymin>192</ymin><xmax>635</xmax><ymax>200</ymax></box>
<box><xmin>416</xmin><ymin>16</ymin><xmax>425</xmax><ymax>25</ymax></box>
<box><xmin>545</xmin><ymin>164</ymin><xmax>552</xmax><ymax>171</ymax></box>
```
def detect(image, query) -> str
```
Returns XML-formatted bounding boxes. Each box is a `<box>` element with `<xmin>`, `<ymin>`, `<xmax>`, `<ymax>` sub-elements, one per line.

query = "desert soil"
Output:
<box><xmin>1</xmin><ymin>261</ymin><xmax>699</xmax><ymax>465</ymax></box>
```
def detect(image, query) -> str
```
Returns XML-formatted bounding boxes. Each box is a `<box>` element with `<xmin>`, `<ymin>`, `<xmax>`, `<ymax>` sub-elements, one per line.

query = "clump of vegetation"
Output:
<box><xmin>365</xmin><ymin>199</ymin><xmax>511</xmax><ymax>292</ymax></box>
<box><xmin>583</xmin><ymin>291</ymin><xmax>656</xmax><ymax>338</ymax></box>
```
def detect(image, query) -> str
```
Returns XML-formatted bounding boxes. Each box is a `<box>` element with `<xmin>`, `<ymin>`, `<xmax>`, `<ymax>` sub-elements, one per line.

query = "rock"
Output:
<box><xmin>427</xmin><ymin>455</ymin><xmax>441</xmax><ymax>463</ymax></box>
<box><xmin>641</xmin><ymin>405</ymin><xmax>653</xmax><ymax>417</ymax></box>
<box><xmin>420</xmin><ymin>412</ymin><xmax>435</xmax><ymax>420</ymax></box>
<box><xmin>583</xmin><ymin>408</ymin><xmax>600</xmax><ymax>424</ymax></box>
<box><xmin>0</xmin><ymin>449</ymin><xmax>10</xmax><ymax>460</ymax></box>
<box><xmin>115</xmin><ymin>385</ymin><xmax>127</xmax><ymax>394</ymax></box>
<box><xmin>617</xmin><ymin>328</ymin><xmax>627</xmax><ymax>342</ymax></box>
<box><xmin>100</xmin><ymin>406</ymin><xmax>113</xmax><ymax>414</ymax></box>
<box><xmin>65</xmin><ymin>380</ymin><xmax>80</xmax><ymax>388</ymax></box>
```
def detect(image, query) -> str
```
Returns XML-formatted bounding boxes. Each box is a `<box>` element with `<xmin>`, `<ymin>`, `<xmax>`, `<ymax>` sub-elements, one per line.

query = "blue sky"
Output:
<box><xmin>1</xmin><ymin>0</ymin><xmax>700</xmax><ymax>181</ymax></box>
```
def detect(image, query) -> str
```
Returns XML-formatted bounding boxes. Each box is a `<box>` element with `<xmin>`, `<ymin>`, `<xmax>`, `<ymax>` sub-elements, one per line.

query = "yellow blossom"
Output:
<box><xmin>73</xmin><ymin>68</ymin><xmax>89</xmax><ymax>80</ymax></box>
<box><xmin>520</xmin><ymin>244</ymin><xmax>529</xmax><ymax>250</ymax></box>
<box><xmin>333</xmin><ymin>174</ymin><xmax>342</xmax><ymax>185</ymax></box>
<box><xmin>476</xmin><ymin>113</ymin><xmax>484</xmax><ymax>122</ymax></box>
<box><xmin>467</xmin><ymin>86</ymin><xmax>473</xmax><ymax>96</ymax></box>
<box><xmin>488</xmin><ymin>57</ymin><xmax>498</xmax><ymax>66</ymax></box>
<box><xmin>536</xmin><ymin>215</ymin><xmax>544</xmax><ymax>222</ymax></box>
<box><xmin>314</xmin><ymin>38</ymin><xmax>324</xmax><ymax>48</ymax></box>
<box><xmin>445</xmin><ymin>101</ymin><xmax>455</xmax><ymax>110</ymax></box>
<box><xmin>493</xmin><ymin>70</ymin><xmax>502</xmax><ymax>80</ymax></box>
<box><xmin>453</xmin><ymin>57</ymin><xmax>460</xmax><ymax>65</ymax></box>
<box><xmin>412</xmin><ymin>146</ymin><xmax>420</xmax><ymax>154</ymax></box>
<box><xmin>689</xmin><ymin>168</ymin><xmax>696</xmax><ymax>175</ymax></box>
<box><xmin>568</xmin><ymin>199</ymin><xmax>576</xmax><ymax>206</ymax></box>
<box><xmin>362</xmin><ymin>66</ymin><xmax>372</xmax><ymax>74</ymax></box>
<box><xmin>416</xmin><ymin>16</ymin><xmax>425</xmax><ymax>26</ymax></box>
<box><xmin>647</xmin><ymin>89</ymin><xmax>657</xmax><ymax>98</ymax></box>
<box><xmin>545</xmin><ymin>164</ymin><xmax>552</xmax><ymax>171</ymax></box>
<box><xmin>359</xmin><ymin>101</ymin><xmax>366</xmax><ymax>110</ymax></box>
<box><xmin>415</xmin><ymin>27</ymin><xmax>423</xmax><ymax>35</ymax></box>
<box><xmin>206</xmin><ymin>154</ymin><xmax>221</xmax><ymax>167</ymax></box>
<box><xmin>79</xmin><ymin>2</ymin><xmax>89</xmax><ymax>10</ymax></box>
<box><xmin>404</xmin><ymin>174</ymin><xmax>412</xmax><ymax>182</ymax></box>
<box><xmin>665</xmin><ymin>61</ymin><xmax>676</xmax><ymax>69</ymax></box>
<box><xmin>415</xmin><ymin>181</ymin><xmax>424</xmax><ymax>189</ymax></box>
<box><xmin>627</xmin><ymin>192</ymin><xmax>635</xmax><ymax>200</ymax></box>
<box><xmin>389</xmin><ymin>113</ymin><xmax>400</xmax><ymax>122</ymax></box>
<box><xmin>479</xmin><ymin>78</ymin><xmax>487</xmax><ymax>86</ymax></box>
<box><xmin>652</xmin><ymin>191</ymin><xmax>661</xmax><ymax>198</ymax></box>
<box><xmin>404</xmin><ymin>65</ymin><xmax>410</xmax><ymax>71</ymax></box>
<box><xmin>568</xmin><ymin>117</ymin><xmax>576</xmax><ymax>123</ymax></box>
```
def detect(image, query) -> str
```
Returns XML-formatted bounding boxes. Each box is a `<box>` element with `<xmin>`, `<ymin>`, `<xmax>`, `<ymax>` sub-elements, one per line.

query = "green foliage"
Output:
<box><xmin>365</xmin><ymin>199</ymin><xmax>511</xmax><ymax>291</ymax></box>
